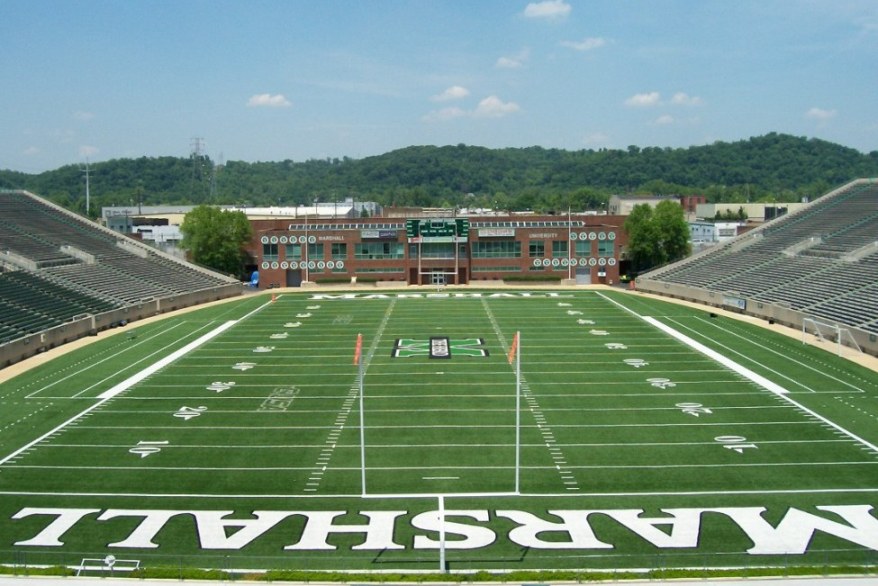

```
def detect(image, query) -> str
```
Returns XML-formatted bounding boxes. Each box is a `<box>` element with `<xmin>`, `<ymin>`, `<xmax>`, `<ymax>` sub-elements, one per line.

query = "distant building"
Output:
<box><xmin>102</xmin><ymin>199</ymin><xmax>381</xmax><ymax>254</ymax></box>
<box><xmin>695</xmin><ymin>202</ymin><xmax>808</xmax><ymax>222</ymax></box>
<box><xmin>689</xmin><ymin>221</ymin><xmax>743</xmax><ymax>252</ymax></box>
<box><xmin>244</xmin><ymin>213</ymin><xmax>629</xmax><ymax>288</ymax></box>
<box><xmin>606</xmin><ymin>194</ymin><xmax>706</xmax><ymax>219</ymax></box>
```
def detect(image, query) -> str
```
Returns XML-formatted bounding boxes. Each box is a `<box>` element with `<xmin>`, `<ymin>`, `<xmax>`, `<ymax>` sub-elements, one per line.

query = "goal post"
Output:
<box><xmin>802</xmin><ymin>318</ymin><xmax>862</xmax><ymax>357</ymax></box>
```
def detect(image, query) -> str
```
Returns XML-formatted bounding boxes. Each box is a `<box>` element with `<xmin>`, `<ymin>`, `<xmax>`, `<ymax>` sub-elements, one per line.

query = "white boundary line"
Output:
<box><xmin>24</xmin><ymin>322</ymin><xmax>187</xmax><ymax>399</ymax></box>
<box><xmin>597</xmin><ymin>292</ymin><xmax>878</xmax><ymax>455</ymax></box>
<box><xmin>0</xmin><ymin>321</ymin><xmax>237</xmax><ymax>467</ymax></box>
<box><xmin>96</xmin><ymin>321</ymin><xmax>236</xmax><ymax>399</ymax></box>
<box><xmin>0</xmin><ymin>300</ymin><xmax>274</xmax><ymax>467</ymax></box>
<box><xmin>0</xmin><ymin>486</ymin><xmax>876</xmax><ymax>499</ymax></box>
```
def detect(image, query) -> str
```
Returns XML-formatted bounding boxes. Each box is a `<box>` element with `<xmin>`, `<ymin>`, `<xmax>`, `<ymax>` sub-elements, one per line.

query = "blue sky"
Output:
<box><xmin>2</xmin><ymin>0</ymin><xmax>876</xmax><ymax>173</ymax></box>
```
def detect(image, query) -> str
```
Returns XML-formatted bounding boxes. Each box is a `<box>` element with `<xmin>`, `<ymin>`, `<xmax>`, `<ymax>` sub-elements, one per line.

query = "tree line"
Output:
<box><xmin>2</xmin><ymin>132</ymin><xmax>876</xmax><ymax>218</ymax></box>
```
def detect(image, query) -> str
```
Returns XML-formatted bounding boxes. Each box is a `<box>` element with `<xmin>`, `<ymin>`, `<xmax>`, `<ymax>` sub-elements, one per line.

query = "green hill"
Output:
<box><xmin>2</xmin><ymin>133</ymin><xmax>876</xmax><ymax>217</ymax></box>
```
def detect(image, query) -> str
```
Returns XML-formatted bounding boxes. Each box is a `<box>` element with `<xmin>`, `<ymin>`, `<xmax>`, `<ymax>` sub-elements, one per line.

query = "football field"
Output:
<box><xmin>0</xmin><ymin>289</ymin><xmax>876</xmax><ymax>573</ymax></box>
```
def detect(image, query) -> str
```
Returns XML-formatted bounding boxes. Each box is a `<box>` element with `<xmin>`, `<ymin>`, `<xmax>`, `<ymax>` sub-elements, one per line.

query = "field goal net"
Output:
<box><xmin>802</xmin><ymin>318</ymin><xmax>862</xmax><ymax>357</ymax></box>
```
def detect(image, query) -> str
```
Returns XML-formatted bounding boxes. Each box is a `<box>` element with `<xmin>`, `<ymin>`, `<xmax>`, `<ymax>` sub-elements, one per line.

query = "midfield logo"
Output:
<box><xmin>392</xmin><ymin>337</ymin><xmax>489</xmax><ymax>359</ymax></box>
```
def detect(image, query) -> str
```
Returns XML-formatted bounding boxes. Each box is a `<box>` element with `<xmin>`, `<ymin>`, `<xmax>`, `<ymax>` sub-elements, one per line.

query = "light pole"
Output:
<box><xmin>304</xmin><ymin>212</ymin><xmax>309</xmax><ymax>283</ymax></box>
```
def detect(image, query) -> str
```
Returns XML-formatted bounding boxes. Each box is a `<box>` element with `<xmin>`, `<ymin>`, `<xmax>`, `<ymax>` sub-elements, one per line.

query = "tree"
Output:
<box><xmin>624</xmin><ymin>201</ymin><xmax>691</xmax><ymax>272</ymax></box>
<box><xmin>180</xmin><ymin>206</ymin><xmax>252</xmax><ymax>277</ymax></box>
<box><xmin>652</xmin><ymin>200</ymin><xmax>692</xmax><ymax>265</ymax></box>
<box><xmin>624</xmin><ymin>204</ymin><xmax>657</xmax><ymax>272</ymax></box>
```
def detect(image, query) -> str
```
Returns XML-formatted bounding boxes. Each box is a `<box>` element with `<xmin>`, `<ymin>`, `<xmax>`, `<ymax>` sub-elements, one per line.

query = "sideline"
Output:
<box><xmin>623</xmin><ymin>287</ymin><xmax>878</xmax><ymax>373</ymax></box>
<box><xmin>0</xmin><ymin>320</ymin><xmax>235</xmax><ymax>467</ymax></box>
<box><xmin>4</xmin><ymin>284</ymin><xmax>875</xmax><ymax>384</ymax></box>
<box><xmin>0</xmin><ymin>576</ymin><xmax>876</xmax><ymax>586</ymax></box>
<box><xmin>0</xmin><ymin>293</ymin><xmax>258</xmax><ymax>385</ymax></box>
<box><xmin>0</xmin><ymin>299</ymin><xmax>272</xmax><ymax>466</ymax></box>
<box><xmin>597</xmin><ymin>292</ymin><xmax>878</xmax><ymax>455</ymax></box>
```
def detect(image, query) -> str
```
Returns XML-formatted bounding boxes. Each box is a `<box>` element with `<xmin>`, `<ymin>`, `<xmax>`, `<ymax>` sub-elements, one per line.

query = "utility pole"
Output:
<box><xmin>82</xmin><ymin>158</ymin><xmax>91</xmax><ymax>217</ymax></box>
<box><xmin>190</xmin><ymin>137</ymin><xmax>206</xmax><ymax>201</ymax></box>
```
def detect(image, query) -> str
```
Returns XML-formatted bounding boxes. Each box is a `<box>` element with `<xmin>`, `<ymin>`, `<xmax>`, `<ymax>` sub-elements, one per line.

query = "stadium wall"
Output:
<box><xmin>0</xmin><ymin>283</ymin><xmax>240</xmax><ymax>368</ymax></box>
<box><xmin>634</xmin><ymin>277</ymin><xmax>878</xmax><ymax>357</ymax></box>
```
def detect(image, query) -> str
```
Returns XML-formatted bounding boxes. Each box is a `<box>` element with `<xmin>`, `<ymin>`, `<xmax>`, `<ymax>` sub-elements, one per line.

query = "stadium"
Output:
<box><xmin>0</xmin><ymin>183</ymin><xmax>876</xmax><ymax>579</ymax></box>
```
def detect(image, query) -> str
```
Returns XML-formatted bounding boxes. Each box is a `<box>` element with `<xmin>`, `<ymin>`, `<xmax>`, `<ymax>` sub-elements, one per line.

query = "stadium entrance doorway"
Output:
<box><xmin>285</xmin><ymin>269</ymin><xmax>303</xmax><ymax>287</ymax></box>
<box><xmin>409</xmin><ymin>268</ymin><xmax>464</xmax><ymax>285</ymax></box>
<box><xmin>575</xmin><ymin>267</ymin><xmax>590</xmax><ymax>285</ymax></box>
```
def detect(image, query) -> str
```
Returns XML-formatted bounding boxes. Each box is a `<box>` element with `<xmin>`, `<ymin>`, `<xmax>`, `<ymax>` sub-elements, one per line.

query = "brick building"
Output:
<box><xmin>245</xmin><ymin>214</ymin><xmax>628</xmax><ymax>288</ymax></box>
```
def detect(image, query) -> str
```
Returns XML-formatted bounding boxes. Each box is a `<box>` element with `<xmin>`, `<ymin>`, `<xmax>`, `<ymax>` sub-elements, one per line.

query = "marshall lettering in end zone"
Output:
<box><xmin>7</xmin><ymin>504</ymin><xmax>878</xmax><ymax>555</ymax></box>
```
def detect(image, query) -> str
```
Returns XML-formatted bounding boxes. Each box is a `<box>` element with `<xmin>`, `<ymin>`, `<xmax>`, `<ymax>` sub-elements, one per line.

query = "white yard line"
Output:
<box><xmin>96</xmin><ymin>321</ymin><xmax>237</xmax><ymax>399</ymax></box>
<box><xmin>0</xmin><ymin>397</ymin><xmax>113</xmax><ymax>467</ymax></box>
<box><xmin>694</xmin><ymin>314</ymin><xmax>870</xmax><ymax>393</ymax></box>
<box><xmin>0</xmin><ymin>320</ymin><xmax>237</xmax><ymax>467</ymax></box>
<box><xmin>11</xmin><ymin>460</ymin><xmax>873</xmax><ymax>472</ymax></box>
<box><xmin>1</xmin><ymin>300</ymin><xmax>274</xmax><ymax>467</ymax></box>
<box><xmin>669</xmin><ymin>317</ymin><xmax>822</xmax><ymax>393</ymax></box>
<box><xmin>73</xmin><ymin>322</ymin><xmax>216</xmax><ymax>398</ymax></box>
<box><xmin>597</xmin><ymin>291</ymin><xmax>878</xmax><ymax>455</ymax></box>
<box><xmin>25</xmin><ymin>322</ymin><xmax>187</xmax><ymax>399</ymax></box>
<box><xmin>1</xmin><ymin>485</ymin><xmax>877</xmax><ymax>499</ymax></box>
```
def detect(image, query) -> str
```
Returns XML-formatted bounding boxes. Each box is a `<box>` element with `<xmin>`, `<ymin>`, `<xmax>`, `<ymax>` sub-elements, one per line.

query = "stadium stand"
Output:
<box><xmin>0</xmin><ymin>190</ymin><xmax>241</xmax><ymax>367</ymax></box>
<box><xmin>636</xmin><ymin>178</ymin><xmax>878</xmax><ymax>354</ymax></box>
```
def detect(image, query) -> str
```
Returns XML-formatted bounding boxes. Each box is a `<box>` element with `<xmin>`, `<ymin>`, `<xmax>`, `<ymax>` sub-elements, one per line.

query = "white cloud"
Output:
<box><xmin>496</xmin><ymin>49</ymin><xmax>529</xmax><ymax>69</ymax></box>
<box><xmin>523</xmin><ymin>0</ymin><xmax>571</xmax><ymax>20</ymax></box>
<box><xmin>247</xmin><ymin>93</ymin><xmax>292</xmax><ymax>108</ymax></box>
<box><xmin>473</xmin><ymin>96</ymin><xmax>520</xmax><ymax>118</ymax></box>
<box><xmin>74</xmin><ymin>110</ymin><xmax>95</xmax><ymax>121</ymax></box>
<box><xmin>78</xmin><ymin>145</ymin><xmax>99</xmax><ymax>157</ymax></box>
<box><xmin>423</xmin><ymin>96</ymin><xmax>520</xmax><ymax>122</ymax></box>
<box><xmin>561</xmin><ymin>37</ymin><xmax>607</xmax><ymax>51</ymax></box>
<box><xmin>625</xmin><ymin>92</ymin><xmax>661</xmax><ymax>107</ymax></box>
<box><xmin>654</xmin><ymin>115</ymin><xmax>675</xmax><ymax>125</ymax></box>
<box><xmin>496</xmin><ymin>56</ymin><xmax>522</xmax><ymax>69</ymax></box>
<box><xmin>431</xmin><ymin>85</ymin><xmax>470</xmax><ymax>102</ymax></box>
<box><xmin>23</xmin><ymin>146</ymin><xmax>40</xmax><ymax>156</ymax></box>
<box><xmin>805</xmin><ymin>107</ymin><xmax>837</xmax><ymax>121</ymax></box>
<box><xmin>670</xmin><ymin>92</ymin><xmax>703</xmax><ymax>106</ymax></box>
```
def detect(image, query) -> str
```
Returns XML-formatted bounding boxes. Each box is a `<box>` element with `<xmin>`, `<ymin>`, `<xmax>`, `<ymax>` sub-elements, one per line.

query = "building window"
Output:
<box><xmin>598</xmin><ymin>238</ymin><xmax>614</xmax><ymax>257</ymax></box>
<box><xmin>413</xmin><ymin>243</ymin><xmax>455</xmax><ymax>259</ymax></box>
<box><xmin>331</xmin><ymin>242</ymin><xmax>347</xmax><ymax>260</ymax></box>
<box><xmin>307</xmin><ymin>243</ymin><xmax>324</xmax><ymax>261</ymax></box>
<box><xmin>471</xmin><ymin>240</ymin><xmax>521</xmax><ymax>258</ymax></box>
<box><xmin>355</xmin><ymin>241</ymin><xmax>405</xmax><ymax>260</ymax></box>
<box><xmin>472</xmin><ymin>265</ymin><xmax>520</xmax><ymax>272</ymax></box>
<box><xmin>285</xmin><ymin>243</ymin><xmax>302</xmax><ymax>259</ymax></box>
<box><xmin>575</xmin><ymin>241</ymin><xmax>591</xmax><ymax>257</ymax></box>
<box><xmin>552</xmin><ymin>240</ymin><xmax>568</xmax><ymax>257</ymax></box>
<box><xmin>263</xmin><ymin>243</ymin><xmax>278</xmax><ymax>261</ymax></box>
<box><xmin>528</xmin><ymin>240</ymin><xmax>545</xmax><ymax>257</ymax></box>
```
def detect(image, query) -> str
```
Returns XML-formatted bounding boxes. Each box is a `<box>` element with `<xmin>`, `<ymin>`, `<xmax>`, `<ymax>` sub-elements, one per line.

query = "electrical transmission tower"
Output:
<box><xmin>190</xmin><ymin>137</ymin><xmax>210</xmax><ymax>201</ymax></box>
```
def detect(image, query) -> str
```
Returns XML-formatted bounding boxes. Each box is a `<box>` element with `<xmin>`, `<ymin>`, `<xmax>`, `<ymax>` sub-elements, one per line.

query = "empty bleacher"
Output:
<box><xmin>0</xmin><ymin>189</ymin><xmax>241</xmax><ymax>355</ymax></box>
<box><xmin>638</xmin><ymin>178</ymin><xmax>878</xmax><ymax>345</ymax></box>
<box><xmin>0</xmin><ymin>271</ymin><xmax>121</xmax><ymax>345</ymax></box>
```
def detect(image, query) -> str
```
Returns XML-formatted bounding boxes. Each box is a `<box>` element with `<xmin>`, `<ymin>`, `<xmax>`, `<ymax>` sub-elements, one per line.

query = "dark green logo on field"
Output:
<box><xmin>392</xmin><ymin>337</ymin><xmax>489</xmax><ymax>359</ymax></box>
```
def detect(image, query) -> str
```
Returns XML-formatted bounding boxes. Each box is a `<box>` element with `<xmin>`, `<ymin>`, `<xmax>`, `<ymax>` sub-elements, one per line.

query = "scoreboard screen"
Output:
<box><xmin>406</xmin><ymin>218</ymin><xmax>470</xmax><ymax>239</ymax></box>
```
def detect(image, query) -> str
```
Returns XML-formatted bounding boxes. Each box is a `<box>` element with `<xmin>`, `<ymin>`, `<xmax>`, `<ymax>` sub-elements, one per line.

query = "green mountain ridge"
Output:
<box><xmin>2</xmin><ymin>133</ymin><xmax>876</xmax><ymax>217</ymax></box>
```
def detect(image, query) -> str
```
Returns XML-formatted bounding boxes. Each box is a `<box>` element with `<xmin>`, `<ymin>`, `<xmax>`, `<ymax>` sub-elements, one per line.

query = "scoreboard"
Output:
<box><xmin>406</xmin><ymin>218</ymin><xmax>469</xmax><ymax>242</ymax></box>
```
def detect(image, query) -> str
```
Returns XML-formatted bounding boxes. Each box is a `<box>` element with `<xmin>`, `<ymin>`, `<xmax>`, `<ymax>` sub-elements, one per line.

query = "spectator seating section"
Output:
<box><xmin>641</xmin><ymin>179</ymin><xmax>878</xmax><ymax>334</ymax></box>
<box><xmin>0</xmin><ymin>190</ymin><xmax>239</xmax><ymax>345</ymax></box>
<box><xmin>0</xmin><ymin>271</ymin><xmax>120</xmax><ymax>344</ymax></box>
